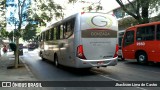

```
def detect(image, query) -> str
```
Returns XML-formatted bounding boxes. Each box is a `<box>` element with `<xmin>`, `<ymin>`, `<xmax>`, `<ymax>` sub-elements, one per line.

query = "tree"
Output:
<box><xmin>23</xmin><ymin>23</ymin><xmax>37</xmax><ymax>41</ymax></box>
<box><xmin>0</xmin><ymin>29</ymin><xmax>9</xmax><ymax>39</ymax></box>
<box><xmin>28</xmin><ymin>0</ymin><xmax>64</xmax><ymax>27</ymax></box>
<box><xmin>13</xmin><ymin>0</ymin><xmax>27</xmax><ymax>68</ymax></box>
<box><xmin>116</xmin><ymin>0</ymin><xmax>160</xmax><ymax>24</ymax></box>
<box><xmin>0</xmin><ymin>0</ymin><xmax>6</xmax><ymax>31</ymax></box>
<box><xmin>68</xmin><ymin>0</ymin><xmax>103</xmax><ymax>12</ymax></box>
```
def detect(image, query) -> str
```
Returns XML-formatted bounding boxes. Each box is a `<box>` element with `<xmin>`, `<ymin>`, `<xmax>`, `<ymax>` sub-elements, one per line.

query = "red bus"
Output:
<box><xmin>122</xmin><ymin>22</ymin><xmax>160</xmax><ymax>63</ymax></box>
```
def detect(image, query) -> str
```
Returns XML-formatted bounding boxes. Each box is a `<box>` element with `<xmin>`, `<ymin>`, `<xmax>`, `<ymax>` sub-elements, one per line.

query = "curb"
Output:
<box><xmin>19</xmin><ymin>57</ymin><xmax>37</xmax><ymax>80</ymax></box>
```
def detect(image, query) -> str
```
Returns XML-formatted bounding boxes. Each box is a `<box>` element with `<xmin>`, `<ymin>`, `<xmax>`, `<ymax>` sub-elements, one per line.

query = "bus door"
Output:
<box><xmin>122</xmin><ymin>30</ymin><xmax>135</xmax><ymax>59</ymax></box>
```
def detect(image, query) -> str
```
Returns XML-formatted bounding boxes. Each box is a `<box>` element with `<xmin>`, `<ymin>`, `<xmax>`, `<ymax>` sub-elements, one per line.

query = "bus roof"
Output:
<box><xmin>40</xmin><ymin>12</ymin><xmax>116</xmax><ymax>33</ymax></box>
<box><xmin>126</xmin><ymin>21</ymin><xmax>160</xmax><ymax>30</ymax></box>
<box><xmin>41</xmin><ymin>13</ymin><xmax>78</xmax><ymax>33</ymax></box>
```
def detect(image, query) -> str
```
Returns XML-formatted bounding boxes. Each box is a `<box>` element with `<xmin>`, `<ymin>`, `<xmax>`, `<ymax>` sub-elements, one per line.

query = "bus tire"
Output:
<box><xmin>40</xmin><ymin>53</ymin><xmax>45</xmax><ymax>61</ymax></box>
<box><xmin>137</xmin><ymin>52</ymin><xmax>148</xmax><ymax>64</ymax></box>
<box><xmin>54</xmin><ymin>55</ymin><xmax>59</xmax><ymax>67</ymax></box>
<box><xmin>42</xmin><ymin>56</ymin><xmax>46</xmax><ymax>61</ymax></box>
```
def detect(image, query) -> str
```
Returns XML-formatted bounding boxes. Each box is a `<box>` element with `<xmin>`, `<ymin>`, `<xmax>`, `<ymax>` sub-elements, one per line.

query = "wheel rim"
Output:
<box><xmin>139</xmin><ymin>55</ymin><xmax>145</xmax><ymax>62</ymax></box>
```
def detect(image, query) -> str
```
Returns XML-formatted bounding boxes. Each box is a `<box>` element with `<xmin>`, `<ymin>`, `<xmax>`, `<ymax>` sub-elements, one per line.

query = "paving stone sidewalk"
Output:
<box><xmin>0</xmin><ymin>52</ymin><xmax>47</xmax><ymax>90</ymax></box>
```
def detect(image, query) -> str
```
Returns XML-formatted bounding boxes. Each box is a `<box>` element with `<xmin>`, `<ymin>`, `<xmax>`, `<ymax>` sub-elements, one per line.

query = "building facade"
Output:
<box><xmin>108</xmin><ymin>1</ymin><xmax>160</xmax><ymax>31</ymax></box>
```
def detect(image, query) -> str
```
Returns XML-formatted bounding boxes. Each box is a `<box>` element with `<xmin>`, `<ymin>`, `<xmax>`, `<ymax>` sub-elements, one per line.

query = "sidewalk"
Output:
<box><xmin>0</xmin><ymin>52</ymin><xmax>36</xmax><ymax>81</ymax></box>
<box><xmin>0</xmin><ymin>52</ymin><xmax>46</xmax><ymax>90</ymax></box>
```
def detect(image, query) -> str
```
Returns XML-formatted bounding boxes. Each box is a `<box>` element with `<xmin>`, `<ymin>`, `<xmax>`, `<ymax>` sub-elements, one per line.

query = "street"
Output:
<box><xmin>20</xmin><ymin>49</ymin><xmax>160</xmax><ymax>90</ymax></box>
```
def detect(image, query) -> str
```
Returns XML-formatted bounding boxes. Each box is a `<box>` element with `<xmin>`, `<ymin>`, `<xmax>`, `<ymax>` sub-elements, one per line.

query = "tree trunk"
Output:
<box><xmin>15</xmin><ymin>36</ymin><xmax>19</xmax><ymax>68</ymax></box>
<box><xmin>141</xmin><ymin>0</ymin><xmax>149</xmax><ymax>24</ymax></box>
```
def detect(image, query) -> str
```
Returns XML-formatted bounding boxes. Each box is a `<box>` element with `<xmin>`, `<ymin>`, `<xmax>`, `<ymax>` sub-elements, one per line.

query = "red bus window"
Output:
<box><xmin>124</xmin><ymin>31</ymin><xmax>134</xmax><ymax>47</ymax></box>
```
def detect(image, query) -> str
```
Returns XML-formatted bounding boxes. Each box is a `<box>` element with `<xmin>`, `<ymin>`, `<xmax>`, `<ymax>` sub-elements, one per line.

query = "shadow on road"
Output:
<box><xmin>119</xmin><ymin>59</ymin><xmax>160</xmax><ymax>68</ymax></box>
<box><xmin>40</xmin><ymin>59</ymin><xmax>108</xmax><ymax>76</ymax></box>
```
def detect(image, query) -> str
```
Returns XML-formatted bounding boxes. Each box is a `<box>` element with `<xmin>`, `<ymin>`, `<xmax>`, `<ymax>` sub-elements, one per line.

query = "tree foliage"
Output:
<box><xmin>23</xmin><ymin>23</ymin><xmax>37</xmax><ymax>41</ymax></box>
<box><xmin>0</xmin><ymin>0</ymin><xmax>6</xmax><ymax>30</ymax></box>
<box><xmin>0</xmin><ymin>29</ymin><xmax>9</xmax><ymax>38</ymax></box>
<box><xmin>68</xmin><ymin>0</ymin><xmax>103</xmax><ymax>12</ymax></box>
<box><xmin>28</xmin><ymin>0</ymin><xmax>64</xmax><ymax>26</ymax></box>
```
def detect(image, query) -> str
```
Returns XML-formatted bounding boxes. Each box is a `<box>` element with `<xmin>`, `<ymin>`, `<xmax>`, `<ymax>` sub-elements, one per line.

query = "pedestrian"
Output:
<box><xmin>3</xmin><ymin>45</ymin><xmax>7</xmax><ymax>54</ymax></box>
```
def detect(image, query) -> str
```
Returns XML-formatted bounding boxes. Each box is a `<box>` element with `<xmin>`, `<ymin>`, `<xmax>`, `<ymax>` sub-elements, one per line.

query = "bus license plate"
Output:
<box><xmin>97</xmin><ymin>61</ymin><xmax>104</xmax><ymax>65</ymax></box>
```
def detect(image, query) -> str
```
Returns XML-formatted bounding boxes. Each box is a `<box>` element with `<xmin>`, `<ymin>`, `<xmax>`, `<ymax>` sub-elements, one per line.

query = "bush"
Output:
<box><xmin>9</xmin><ymin>43</ymin><xmax>17</xmax><ymax>51</ymax></box>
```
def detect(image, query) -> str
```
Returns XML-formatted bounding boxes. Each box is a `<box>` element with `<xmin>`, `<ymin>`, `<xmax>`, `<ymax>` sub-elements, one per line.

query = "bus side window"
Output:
<box><xmin>43</xmin><ymin>32</ymin><xmax>46</xmax><ymax>41</ymax></box>
<box><xmin>56</xmin><ymin>26</ymin><xmax>60</xmax><ymax>40</ymax></box>
<box><xmin>64</xmin><ymin>18</ymin><xmax>75</xmax><ymax>39</ymax></box>
<box><xmin>157</xmin><ymin>24</ymin><xmax>160</xmax><ymax>40</ymax></box>
<box><xmin>137</xmin><ymin>26</ymin><xmax>155</xmax><ymax>41</ymax></box>
<box><xmin>46</xmin><ymin>30</ymin><xmax>49</xmax><ymax>41</ymax></box>
<box><xmin>124</xmin><ymin>31</ymin><xmax>134</xmax><ymax>47</ymax></box>
<box><xmin>54</xmin><ymin>28</ymin><xmax>57</xmax><ymax>40</ymax></box>
<box><xmin>50</xmin><ymin>28</ymin><xmax>54</xmax><ymax>40</ymax></box>
<box><xmin>60</xmin><ymin>24</ymin><xmax>64</xmax><ymax>39</ymax></box>
<box><xmin>48</xmin><ymin>29</ymin><xmax>51</xmax><ymax>40</ymax></box>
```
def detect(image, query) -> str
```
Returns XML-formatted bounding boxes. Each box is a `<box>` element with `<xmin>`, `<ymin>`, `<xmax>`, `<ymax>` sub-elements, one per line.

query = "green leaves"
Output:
<box><xmin>23</xmin><ymin>23</ymin><xmax>37</xmax><ymax>41</ymax></box>
<box><xmin>0</xmin><ymin>29</ymin><xmax>9</xmax><ymax>38</ymax></box>
<box><xmin>28</xmin><ymin>0</ymin><xmax>64</xmax><ymax>26</ymax></box>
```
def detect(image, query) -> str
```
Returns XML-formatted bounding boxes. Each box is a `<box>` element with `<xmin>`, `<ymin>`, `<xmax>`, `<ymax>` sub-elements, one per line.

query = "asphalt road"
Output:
<box><xmin>20</xmin><ymin>49</ymin><xmax>160</xmax><ymax>90</ymax></box>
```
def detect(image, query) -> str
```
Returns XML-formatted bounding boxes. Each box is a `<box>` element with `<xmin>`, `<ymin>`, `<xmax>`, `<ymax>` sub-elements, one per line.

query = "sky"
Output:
<box><xmin>55</xmin><ymin>0</ymin><xmax>121</xmax><ymax>15</ymax></box>
<box><xmin>47</xmin><ymin>0</ymin><xmax>122</xmax><ymax>26</ymax></box>
<box><xmin>6</xmin><ymin>0</ymin><xmax>127</xmax><ymax>30</ymax></box>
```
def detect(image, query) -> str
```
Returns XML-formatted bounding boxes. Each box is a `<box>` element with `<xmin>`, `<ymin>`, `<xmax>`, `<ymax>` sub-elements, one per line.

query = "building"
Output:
<box><xmin>107</xmin><ymin>0</ymin><xmax>160</xmax><ymax>31</ymax></box>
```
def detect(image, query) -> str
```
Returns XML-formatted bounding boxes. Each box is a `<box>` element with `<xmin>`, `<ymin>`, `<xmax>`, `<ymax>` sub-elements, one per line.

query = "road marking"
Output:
<box><xmin>100</xmin><ymin>74</ymin><xmax>119</xmax><ymax>81</ymax></box>
<box><xmin>91</xmin><ymin>70</ymin><xmax>148</xmax><ymax>90</ymax></box>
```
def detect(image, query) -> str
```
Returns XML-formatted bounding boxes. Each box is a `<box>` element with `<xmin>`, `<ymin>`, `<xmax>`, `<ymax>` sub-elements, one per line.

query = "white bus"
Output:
<box><xmin>118</xmin><ymin>30</ymin><xmax>125</xmax><ymax>60</ymax></box>
<box><xmin>39</xmin><ymin>12</ymin><xmax>118</xmax><ymax>68</ymax></box>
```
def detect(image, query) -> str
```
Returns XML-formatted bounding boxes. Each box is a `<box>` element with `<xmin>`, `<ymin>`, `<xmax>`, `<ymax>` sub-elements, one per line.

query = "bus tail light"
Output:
<box><xmin>113</xmin><ymin>44</ymin><xmax>119</xmax><ymax>58</ymax></box>
<box><xmin>77</xmin><ymin>45</ymin><xmax>86</xmax><ymax>59</ymax></box>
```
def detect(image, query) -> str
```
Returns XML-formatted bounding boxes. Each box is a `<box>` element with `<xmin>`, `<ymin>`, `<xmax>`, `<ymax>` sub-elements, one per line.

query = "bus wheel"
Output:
<box><xmin>137</xmin><ymin>52</ymin><xmax>148</xmax><ymax>64</ymax></box>
<box><xmin>41</xmin><ymin>53</ymin><xmax>45</xmax><ymax>61</ymax></box>
<box><xmin>54</xmin><ymin>55</ymin><xmax>59</xmax><ymax>67</ymax></box>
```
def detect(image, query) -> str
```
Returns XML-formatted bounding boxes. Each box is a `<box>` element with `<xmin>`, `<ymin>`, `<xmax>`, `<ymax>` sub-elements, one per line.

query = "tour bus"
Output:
<box><xmin>122</xmin><ymin>22</ymin><xmax>160</xmax><ymax>63</ymax></box>
<box><xmin>39</xmin><ymin>12</ymin><xmax>118</xmax><ymax>68</ymax></box>
<box><xmin>118</xmin><ymin>30</ymin><xmax>125</xmax><ymax>60</ymax></box>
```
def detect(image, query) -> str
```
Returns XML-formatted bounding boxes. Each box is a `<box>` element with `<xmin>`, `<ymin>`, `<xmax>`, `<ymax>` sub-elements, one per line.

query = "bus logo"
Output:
<box><xmin>87</xmin><ymin>15</ymin><xmax>113</xmax><ymax>28</ymax></box>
